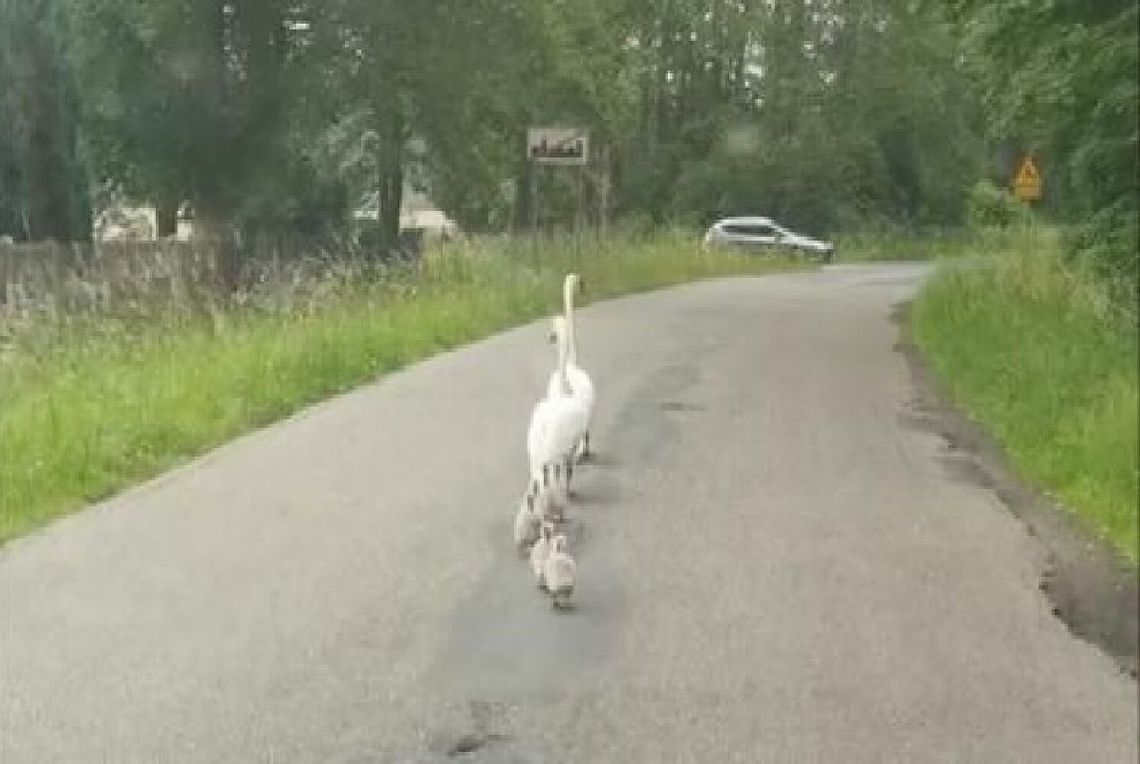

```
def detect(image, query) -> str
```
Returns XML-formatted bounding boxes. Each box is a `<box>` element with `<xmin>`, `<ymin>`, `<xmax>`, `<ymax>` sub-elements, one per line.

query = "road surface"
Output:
<box><xmin>2</xmin><ymin>264</ymin><xmax>1136</xmax><ymax>762</ymax></box>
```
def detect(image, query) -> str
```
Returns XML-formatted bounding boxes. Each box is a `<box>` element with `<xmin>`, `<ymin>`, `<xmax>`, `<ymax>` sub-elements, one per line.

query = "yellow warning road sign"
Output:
<box><xmin>1012</xmin><ymin>155</ymin><xmax>1042</xmax><ymax>202</ymax></box>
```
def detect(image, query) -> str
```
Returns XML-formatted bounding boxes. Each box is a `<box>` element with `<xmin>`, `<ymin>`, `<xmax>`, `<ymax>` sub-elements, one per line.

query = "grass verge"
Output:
<box><xmin>912</xmin><ymin>228</ymin><xmax>1138</xmax><ymax>562</ymax></box>
<box><xmin>836</xmin><ymin>226</ymin><xmax>1040</xmax><ymax>262</ymax></box>
<box><xmin>0</xmin><ymin>229</ymin><xmax>802</xmax><ymax>544</ymax></box>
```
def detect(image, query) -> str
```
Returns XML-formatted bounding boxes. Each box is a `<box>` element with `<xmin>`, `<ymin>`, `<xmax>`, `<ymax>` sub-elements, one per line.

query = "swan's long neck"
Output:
<box><xmin>556</xmin><ymin>319</ymin><xmax>572</xmax><ymax>396</ymax></box>
<box><xmin>562</xmin><ymin>276</ymin><xmax>579</xmax><ymax>367</ymax></box>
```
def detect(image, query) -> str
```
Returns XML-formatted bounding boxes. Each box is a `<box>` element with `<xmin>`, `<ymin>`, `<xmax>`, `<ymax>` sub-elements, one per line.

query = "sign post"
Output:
<box><xmin>528</xmin><ymin>162</ymin><xmax>540</xmax><ymax>267</ymax></box>
<box><xmin>527</xmin><ymin>127</ymin><xmax>589</xmax><ymax>266</ymax></box>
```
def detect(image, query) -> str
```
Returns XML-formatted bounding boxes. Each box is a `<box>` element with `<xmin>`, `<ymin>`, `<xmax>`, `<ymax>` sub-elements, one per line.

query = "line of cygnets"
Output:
<box><xmin>513</xmin><ymin>273</ymin><xmax>595</xmax><ymax>610</ymax></box>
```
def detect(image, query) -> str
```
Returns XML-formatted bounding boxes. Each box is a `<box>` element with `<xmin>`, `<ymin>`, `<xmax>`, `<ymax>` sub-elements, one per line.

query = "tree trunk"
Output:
<box><xmin>376</xmin><ymin>164</ymin><xmax>402</xmax><ymax>260</ymax></box>
<box><xmin>17</xmin><ymin>11</ymin><xmax>88</xmax><ymax>241</ymax></box>
<box><xmin>515</xmin><ymin>154</ymin><xmax>533</xmax><ymax>232</ymax></box>
<box><xmin>375</xmin><ymin>113</ymin><xmax>405</xmax><ymax>259</ymax></box>
<box><xmin>156</xmin><ymin>198</ymin><xmax>178</xmax><ymax>238</ymax></box>
<box><xmin>598</xmin><ymin>143</ymin><xmax>611</xmax><ymax>238</ymax></box>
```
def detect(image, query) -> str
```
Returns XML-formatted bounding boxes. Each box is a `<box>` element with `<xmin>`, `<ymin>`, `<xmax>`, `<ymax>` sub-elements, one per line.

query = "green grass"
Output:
<box><xmin>0</xmin><ymin>228</ymin><xmax>803</xmax><ymax>544</ymax></box>
<box><xmin>913</xmin><ymin>228</ymin><xmax>1139</xmax><ymax>562</ymax></box>
<box><xmin>836</xmin><ymin>226</ymin><xmax>1041</xmax><ymax>262</ymax></box>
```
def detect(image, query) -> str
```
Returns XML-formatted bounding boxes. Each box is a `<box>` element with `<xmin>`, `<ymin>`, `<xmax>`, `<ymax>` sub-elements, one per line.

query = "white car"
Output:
<box><xmin>703</xmin><ymin>216</ymin><xmax>835</xmax><ymax>262</ymax></box>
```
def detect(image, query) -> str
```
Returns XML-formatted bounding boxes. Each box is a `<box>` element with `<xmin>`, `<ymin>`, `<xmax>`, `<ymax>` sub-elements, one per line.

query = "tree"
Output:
<box><xmin>60</xmin><ymin>0</ymin><xmax>343</xmax><ymax>242</ymax></box>
<box><xmin>616</xmin><ymin>0</ymin><xmax>983</xmax><ymax>232</ymax></box>
<box><xmin>0</xmin><ymin>0</ymin><xmax>1022</xmax><ymax>254</ymax></box>
<box><xmin>0</xmin><ymin>0</ymin><xmax>90</xmax><ymax>241</ymax></box>
<box><xmin>949</xmin><ymin>0</ymin><xmax>1139</xmax><ymax>286</ymax></box>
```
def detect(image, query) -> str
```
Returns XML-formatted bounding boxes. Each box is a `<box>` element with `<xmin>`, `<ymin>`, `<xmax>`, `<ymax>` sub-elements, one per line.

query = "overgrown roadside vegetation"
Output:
<box><xmin>913</xmin><ymin>228</ymin><xmax>1138</xmax><ymax>563</ymax></box>
<box><xmin>0</xmin><ymin>231</ymin><xmax>801</xmax><ymax>544</ymax></box>
<box><xmin>834</xmin><ymin>226</ymin><xmax>1036</xmax><ymax>263</ymax></box>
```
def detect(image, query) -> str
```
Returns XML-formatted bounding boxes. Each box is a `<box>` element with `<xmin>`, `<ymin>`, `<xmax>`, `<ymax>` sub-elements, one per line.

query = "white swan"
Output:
<box><xmin>525</xmin><ymin>311</ymin><xmax>588</xmax><ymax>499</ymax></box>
<box><xmin>543</xmin><ymin>534</ymin><xmax>577</xmax><ymax>608</ymax></box>
<box><xmin>546</xmin><ymin>274</ymin><xmax>595</xmax><ymax>461</ymax></box>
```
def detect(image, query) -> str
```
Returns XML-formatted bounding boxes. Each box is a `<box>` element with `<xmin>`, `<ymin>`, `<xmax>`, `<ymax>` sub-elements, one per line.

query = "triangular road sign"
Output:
<box><xmin>1013</xmin><ymin>155</ymin><xmax>1042</xmax><ymax>201</ymax></box>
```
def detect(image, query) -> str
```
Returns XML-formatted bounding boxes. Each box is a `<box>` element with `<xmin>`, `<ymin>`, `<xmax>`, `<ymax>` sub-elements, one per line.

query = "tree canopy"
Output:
<box><xmin>0</xmin><ymin>0</ymin><xmax>1135</xmax><ymax>285</ymax></box>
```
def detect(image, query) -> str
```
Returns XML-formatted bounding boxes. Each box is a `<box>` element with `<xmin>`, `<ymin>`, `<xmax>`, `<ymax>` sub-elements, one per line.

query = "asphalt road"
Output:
<box><xmin>2</xmin><ymin>264</ymin><xmax>1136</xmax><ymax>763</ymax></box>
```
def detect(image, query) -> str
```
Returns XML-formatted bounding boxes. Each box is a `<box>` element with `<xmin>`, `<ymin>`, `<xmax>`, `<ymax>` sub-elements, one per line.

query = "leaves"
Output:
<box><xmin>0</xmin><ymin>0</ymin><xmax>1132</xmax><ymax>293</ymax></box>
<box><xmin>951</xmin><ymin>0</ymin><xmax>1138</xmax><ymax>288</ymax></box>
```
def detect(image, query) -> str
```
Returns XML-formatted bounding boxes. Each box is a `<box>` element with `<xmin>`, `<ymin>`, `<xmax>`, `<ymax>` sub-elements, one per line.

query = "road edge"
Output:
<box><xmin>891</xmin><ymin>300</ymin><xmax>1139</xmax><ymax>680</ymax></box>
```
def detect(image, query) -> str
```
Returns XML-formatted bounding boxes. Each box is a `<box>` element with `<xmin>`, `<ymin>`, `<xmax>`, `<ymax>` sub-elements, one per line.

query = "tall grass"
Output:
<box><xmin>836</xmin><ymin>226</ymin><xmax>1043</xmax><ymax>262</ymax></box>
<box><xmin>0</xmin><ymin>228</ymin><xmax>801</xmax><ymax>543</ymax></box>
<box><xmin>913</xmin><ymin>228</ymin><xmax>1138</xmax><ymax>562</ymax></box>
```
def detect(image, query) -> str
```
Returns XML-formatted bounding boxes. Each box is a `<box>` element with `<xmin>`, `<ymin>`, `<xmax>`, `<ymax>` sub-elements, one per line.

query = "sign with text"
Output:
<box><xmin>527</xmin><ymin>128</ymin><xmax>588</xmax><ymax>165</ymax></box>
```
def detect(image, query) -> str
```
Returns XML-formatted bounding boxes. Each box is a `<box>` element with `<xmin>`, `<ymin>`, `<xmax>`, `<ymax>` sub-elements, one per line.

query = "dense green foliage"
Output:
<box><xmin>1</xmin><ymin>1</ymin><xmax>990</xmax><ymax>248</ymax></box>
<box><xmin>0</xmin><ymin>0</ymin><xmax>1134</xmax><ymax>283</ymax></box>
<box><xmin>950</xmin><ymin>0</ymin><xmax>1139</xmax><ymax>292</ymax></box>
<box><xmin>914</xmin><ymin>230</ymin><xmax>1138</xmax><ymax>561</ymax></box>
<box><xmin>0</xmin><ymin>0</ymin><xmax>91</xmax><ymax>240</ymax></box>
<box><xmin>0</xmin><ymin>232</ymin><xmax>799</xmax><ymax>543</ymax></box>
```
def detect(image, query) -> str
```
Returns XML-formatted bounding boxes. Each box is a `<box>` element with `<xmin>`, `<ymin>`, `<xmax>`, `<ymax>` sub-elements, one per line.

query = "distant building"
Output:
<box><xmin>92</xmin><ymin>205</ymin><xmax>158</xmax><ymax>242</ymax></box>
<box><xmin>92</xmin><ymin>185</ymin><xmax>459</xmax><ymax>243</ymax></box>
<box><xmin>353</xmin><ymin>185</ymin><xmax>461</xmax><ymax>241</ymax></box>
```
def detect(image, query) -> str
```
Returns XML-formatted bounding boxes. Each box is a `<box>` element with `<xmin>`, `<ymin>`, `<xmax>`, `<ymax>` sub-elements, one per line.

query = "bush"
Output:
<box><xmin>966</xmin><ymin>179</ymin><xmax>1033</xmax><ymax>229</ymax></box>
<box><xmin>1067</xmin><ymin>202</ymin><xmax>1139</xmax><ymax>306</ymax></box>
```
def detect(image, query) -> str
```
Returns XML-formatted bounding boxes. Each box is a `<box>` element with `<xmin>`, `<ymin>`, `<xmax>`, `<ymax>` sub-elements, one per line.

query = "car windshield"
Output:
<box><xmin>724</xmin><ymin>224</ymin><xmax>775</xmax><ymax>236</ymax></box>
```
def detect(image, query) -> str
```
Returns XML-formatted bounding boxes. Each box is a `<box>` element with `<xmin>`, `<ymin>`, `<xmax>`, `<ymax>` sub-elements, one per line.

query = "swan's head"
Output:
<box><xmin>551</xmin><ymin>534</ymin><xmax>568</xmax><ymax>554</ymax></box>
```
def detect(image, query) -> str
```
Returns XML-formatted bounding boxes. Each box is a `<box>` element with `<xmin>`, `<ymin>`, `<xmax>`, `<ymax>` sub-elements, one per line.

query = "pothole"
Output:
<box><xmin>426</xmin><ymin>699</ymin><xmax>514</xmax><ymax>759</ymax></box>
<box><xmin>445</xmin><ymin>732</ymin><xmax>511</xmax><ymax>757</ymax></box>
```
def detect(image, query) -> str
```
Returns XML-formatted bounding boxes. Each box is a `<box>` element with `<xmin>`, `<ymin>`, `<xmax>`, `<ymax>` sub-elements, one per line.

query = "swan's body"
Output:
<box><xmin>529</xmin><ymin>398</ymin><xmax>587</xmax><ymax>503</ymax></box>
<box><xmin>543</xmin><ymin>534</ymin><xmax>577</xmax><ymax>608</ymax></box>
<box><xmin>546</xmin><ymin>317</ymin><xmax>595</xmax><ymax>447</ymax></box>
<box><xmin>526</xmin><ymin>400</ymin><xmax>583</xmax><ymax>507</ymax></box>
<box><xmin>546</xmin><ymin>362</ymin><xmax>593</xmax><ymax>414</ymax></box>
<box><xmin>525</xmin><ymin>310</ymin><xmax>588</xmax><ymax>496</ymax></box>
<box><xmin>529</xmin><ymin>523</ymin><xmax>554</xmax><ymax>588</ymax></box>
<box><xmin>526</xmin><ymin>397</ymin><xmax>560</xmax><ymax>473</ymax></box>
<box><xmin>546</xmin><ymin>275</ymin><xmax>595</xmax><ymax>461</ymax></box>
